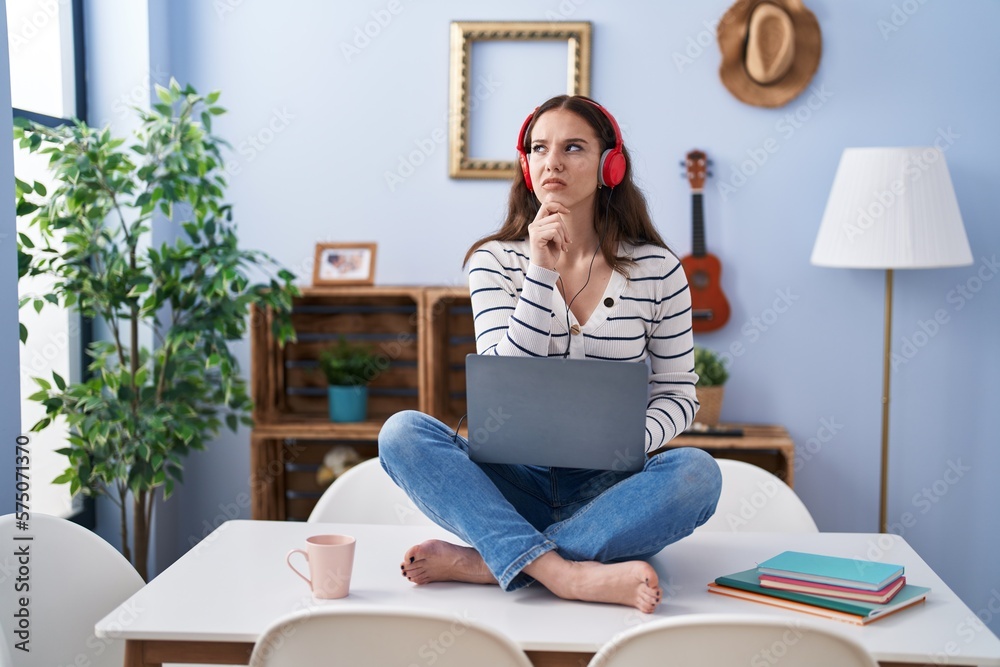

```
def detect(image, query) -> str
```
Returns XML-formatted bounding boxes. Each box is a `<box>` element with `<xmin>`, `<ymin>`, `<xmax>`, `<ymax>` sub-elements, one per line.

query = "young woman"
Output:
<box><xmin>378</xmin><ymin>95</ymin><xmax>721</xmax><ymax>613</ymax></box>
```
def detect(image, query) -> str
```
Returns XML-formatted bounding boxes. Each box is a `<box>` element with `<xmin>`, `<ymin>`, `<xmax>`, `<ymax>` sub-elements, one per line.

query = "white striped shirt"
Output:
<box><xmin>467</xmin><ymin>238</ymin><xmax>699</xmax><ymax>452</ymax></box>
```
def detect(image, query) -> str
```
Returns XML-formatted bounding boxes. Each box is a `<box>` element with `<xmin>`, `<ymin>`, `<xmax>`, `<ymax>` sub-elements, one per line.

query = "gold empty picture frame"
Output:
<box><xmin>312</xmin><ymin>243</ymin><xmax>377</xmax><ymax>286</ymax></box>
<box><xmin>448</xmin><ymin>21</ymin><xmax>592</xmax><ymax>180</ymax></box>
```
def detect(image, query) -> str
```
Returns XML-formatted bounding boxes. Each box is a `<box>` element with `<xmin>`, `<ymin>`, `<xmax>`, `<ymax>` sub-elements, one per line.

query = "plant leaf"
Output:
<box><xmin>52</xmin><ymin>470</ymin><xmax>74</xmax><ymax>485</ymax></box>
<box><xmin>16</xmin><ymin>201</ymin><xmax>39</xmax><ymax>216</ymax></box>
<box><xmin>155</xmin><ymin>84</ymin><xmax>173</xmax><ymax>104</ymax></box>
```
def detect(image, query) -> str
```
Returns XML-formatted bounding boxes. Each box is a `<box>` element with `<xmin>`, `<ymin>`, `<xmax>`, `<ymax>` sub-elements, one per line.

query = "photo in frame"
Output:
<box><xmin>448</xmin><ymin>21</ymin><xmax>592</xmax><ymax>180</ymax></box>
<box><xmin>312</xmin><ymin>243</ymin><xmax>377</xmax><ymax>286</ymax></box>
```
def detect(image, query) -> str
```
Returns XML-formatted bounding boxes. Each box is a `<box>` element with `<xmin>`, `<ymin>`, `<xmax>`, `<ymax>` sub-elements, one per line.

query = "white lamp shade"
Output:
<box><xmin>811</xmin><ymin>147</ymin><xmax>972</xmax><ymax>268</ymax></box>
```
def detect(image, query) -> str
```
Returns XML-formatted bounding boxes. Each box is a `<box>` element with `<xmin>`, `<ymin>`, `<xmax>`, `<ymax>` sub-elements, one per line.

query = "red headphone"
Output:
<box><xmin>516</xmin><ymin>98</ymin><xmax>627</xmax><ymax>192</ymax></box>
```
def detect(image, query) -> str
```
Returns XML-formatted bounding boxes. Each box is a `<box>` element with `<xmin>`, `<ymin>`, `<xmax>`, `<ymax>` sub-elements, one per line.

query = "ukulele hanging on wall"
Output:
<box><xmin>681</xmin><ymin>150</ymin><xmax>730</xmax><ymax>332</ymax></box>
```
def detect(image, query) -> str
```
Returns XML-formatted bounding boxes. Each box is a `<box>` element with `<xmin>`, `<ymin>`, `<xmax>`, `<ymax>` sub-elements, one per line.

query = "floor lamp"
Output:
<box><xmin>811</xmin><ymin>147</ymin><xmax>972</xmax><ymax>533</ymax></box>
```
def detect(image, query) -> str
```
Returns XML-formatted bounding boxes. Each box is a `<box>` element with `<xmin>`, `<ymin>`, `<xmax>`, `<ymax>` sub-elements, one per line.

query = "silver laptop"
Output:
<box><xmin>465</xmin><ymin>354</ymin><xmax>649</xmax><ymax>471</ymax></box>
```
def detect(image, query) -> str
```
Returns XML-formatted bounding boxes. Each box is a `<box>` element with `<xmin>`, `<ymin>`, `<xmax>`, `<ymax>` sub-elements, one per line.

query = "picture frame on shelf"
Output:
<box><xmin>312</xmin><ymin>242</ymin><xmax>377</xmax><ymax>286</ymax></box>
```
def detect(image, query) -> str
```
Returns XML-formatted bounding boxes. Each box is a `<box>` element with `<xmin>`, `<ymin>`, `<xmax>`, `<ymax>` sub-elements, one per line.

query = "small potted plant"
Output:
<box><xmin>693</xmin><ymin>346</ymin><xmax>729</xmax><ymax>427</ymax></box>
<box><xmin>318</xmin><ymin>336</ymin><xmax>385</xmax><ymax>422</ymax></box>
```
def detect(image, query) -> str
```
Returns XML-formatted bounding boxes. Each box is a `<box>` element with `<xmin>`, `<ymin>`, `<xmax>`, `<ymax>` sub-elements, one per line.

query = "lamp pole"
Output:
<box><xmin>879</xmin><ymin>269</ymin><xmax>893</xmax><ymax>534</ymax></box>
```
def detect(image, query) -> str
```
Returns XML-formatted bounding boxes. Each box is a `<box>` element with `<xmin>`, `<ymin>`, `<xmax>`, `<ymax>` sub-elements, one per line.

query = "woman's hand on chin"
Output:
<box><xmin>528</xmin><ymin>197</ymin><xmax>572</xmax><ymax>270</ymax></box>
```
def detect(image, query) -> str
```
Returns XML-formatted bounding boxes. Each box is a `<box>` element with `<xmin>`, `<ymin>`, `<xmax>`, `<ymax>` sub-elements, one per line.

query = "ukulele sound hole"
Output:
<box><xmin>692</xmin><ymin>272</ymin><xmax>710</xmax><ymax>289</ymax></box>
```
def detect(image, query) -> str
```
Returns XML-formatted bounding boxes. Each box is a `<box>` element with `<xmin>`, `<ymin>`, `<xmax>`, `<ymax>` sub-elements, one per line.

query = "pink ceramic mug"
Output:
<box><xmin>286</xmin><ymin>534</ymin><xmax>356</xmax><ymax>599</ymax></box>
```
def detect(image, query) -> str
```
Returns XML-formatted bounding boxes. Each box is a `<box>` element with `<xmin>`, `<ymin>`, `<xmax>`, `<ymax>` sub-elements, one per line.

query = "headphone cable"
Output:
<box><xmin>560</xmin><ymin>188</ymin><xmax>614</xmax><ymax>358</ymax></box>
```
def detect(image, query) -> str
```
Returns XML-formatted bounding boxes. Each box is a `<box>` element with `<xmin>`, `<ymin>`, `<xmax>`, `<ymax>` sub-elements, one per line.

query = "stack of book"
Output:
<box><xmin>708</xmin><ymin>551</ymin><xmax>930</xmax><ymax>625</ymax></box>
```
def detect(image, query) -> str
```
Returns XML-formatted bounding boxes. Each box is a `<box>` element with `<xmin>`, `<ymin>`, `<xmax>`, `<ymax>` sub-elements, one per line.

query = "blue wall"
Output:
<box><xmin>160</xmin><ymin>0</ymin><xmax>1000</xmax><ymax>634</ymax></box>
<box><xmin>9</xmin><ymin>0</ymin><xmax>999</xmax><ymax>638</ymax></box>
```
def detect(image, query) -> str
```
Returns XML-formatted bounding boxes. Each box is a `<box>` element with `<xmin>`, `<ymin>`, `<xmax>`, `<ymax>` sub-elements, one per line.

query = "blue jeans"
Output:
<box><xmin>378</xmin><ymin>410</ymin><xmax>722</xmax><ymax>592</ymax></box>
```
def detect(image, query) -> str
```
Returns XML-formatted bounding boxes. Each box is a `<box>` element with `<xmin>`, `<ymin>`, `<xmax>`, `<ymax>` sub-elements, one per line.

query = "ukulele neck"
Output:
<box><xmin>691</xmin><ymin>191</ymin><xmax>706</xmax><ymax>257</ymax></box>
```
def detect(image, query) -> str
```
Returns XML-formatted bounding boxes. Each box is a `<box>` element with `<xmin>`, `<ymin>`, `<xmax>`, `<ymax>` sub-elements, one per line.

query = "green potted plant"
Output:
<box><xmin>693</xmin><ymin>346</ymin><xmax>730</xmax><ymax>426</ymax></box>
<box><xmin>15</xmin><ymin>80</ymin><xmax>298</xmax><ymax>580</ymax></box>
<box><xmin>318</xmin><ymin>336</ymin><xmax>386</xmax><ymax>422</ymax></box>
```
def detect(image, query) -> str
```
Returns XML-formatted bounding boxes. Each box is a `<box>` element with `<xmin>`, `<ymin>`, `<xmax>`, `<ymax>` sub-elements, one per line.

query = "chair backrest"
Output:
<box><xmin>695</xmin><ymin>459</ymin><xmax>818</xmax><ymax>533</ymax></box>
<box><xmin>249</xmin><ymin>607</ymin><xmax>534</xmax><ymax>667</ymax></box>
<box><xmin>588</xmin><ymin>613</ymin><xmax>878</xmax><ymax>667</ymax></box>
<box><xmin>307</xmin><ymin>457</ymin><xmax>435</xmax><ymax>525</ymax></box>
<box><xmin>0</xmin><ymin>513</ymin><xmax>145</xmax><ymax>667</ymax></box>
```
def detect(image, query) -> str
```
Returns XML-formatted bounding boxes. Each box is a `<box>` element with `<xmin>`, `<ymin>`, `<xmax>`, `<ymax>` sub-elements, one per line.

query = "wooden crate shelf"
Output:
<box><xmin>250</xmin><ymin>434</ymin><xmax>378</xmax><ymax>521</ymax></box>
<box><xmin>251</xmin><ymin>417</ymin><xmax>384</xmax><ymax>441</ymax></box>
<box><xmin>250</xmin><ymin>286</ymin><xmax>427</xmax><ymax>521</ymax></box>
<box><xmin>424</xmin><ymin>288</ymin><xmax>474</xmax><ymax>426</ymax></box>
<box><xmin>250</xmin><ymin>286</ymin><xmax>797</xmax><ymax>521</ymax></box>
<box><xmin>251</xmin><ymin>286</ymin><xmax>425</xmax><ymax>425</ymax></box>
<box><xmin>666</xmin><ymin>423</ymin><xmax>796</xmax><ymax>486</ymax></box>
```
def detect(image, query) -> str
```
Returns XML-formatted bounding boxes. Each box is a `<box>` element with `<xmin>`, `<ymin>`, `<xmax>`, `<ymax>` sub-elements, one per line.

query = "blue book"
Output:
<box><xmin>757</xmin><ymin>551</ymin><xmax>903</xmax><ymax>591</ymax></box>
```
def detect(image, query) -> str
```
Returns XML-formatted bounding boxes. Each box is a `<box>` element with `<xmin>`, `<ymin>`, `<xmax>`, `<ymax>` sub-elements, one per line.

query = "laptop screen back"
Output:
<box><xmin>465</xmin><ymin>354</ymin><xmax>649</xmax><ymax>471</ymax></box>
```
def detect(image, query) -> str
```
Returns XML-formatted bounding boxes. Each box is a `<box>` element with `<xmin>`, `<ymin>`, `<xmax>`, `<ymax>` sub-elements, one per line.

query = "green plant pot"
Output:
<box><xmin>328</xmin><ymin>385</ymin><xmax>368</xmax><ymax>422</ymax></box>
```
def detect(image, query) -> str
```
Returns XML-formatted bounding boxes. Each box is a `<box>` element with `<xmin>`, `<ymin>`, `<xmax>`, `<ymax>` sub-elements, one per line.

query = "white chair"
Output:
<box><xmin>307</xmin><ymin>457</ymin><xmax>435</xmax><ymax>525</ymax></box>
<box><xmin>249</xmin><ymin>607</ymin><xmax>533</xmax><ymax>666</ymax></box>
<box><xmin>0</xmin><ymin>513</ymin><xmax>145</xmax><ymax>667</ymax></box>
<box><xmin>696</xmin><ymin>459</ymin><xmax>819</xmax><ymax>533</ymax></box>
<box><xmin>587</xmin><ymin>613</ymin><xmax>878</xmax><ymax>667</ymax></box>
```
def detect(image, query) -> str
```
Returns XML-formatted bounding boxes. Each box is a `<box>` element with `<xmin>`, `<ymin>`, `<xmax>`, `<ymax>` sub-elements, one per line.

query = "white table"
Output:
<box><xmin>96</xmin><ymin>520</ymin><xmax>1000</xmax><ymax>666</ymax></box>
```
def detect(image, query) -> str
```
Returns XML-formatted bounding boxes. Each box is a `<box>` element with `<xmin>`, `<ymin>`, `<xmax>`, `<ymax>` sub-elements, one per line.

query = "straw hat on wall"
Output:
<box><xmin>717</xmin><ymin>0</ymin><xmax>822</xmax><ymax>108</ymax></box>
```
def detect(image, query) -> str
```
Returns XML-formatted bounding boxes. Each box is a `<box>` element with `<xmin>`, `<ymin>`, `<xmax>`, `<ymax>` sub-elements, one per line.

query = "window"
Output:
<box><xmin>9</xmin><ymin>0</ymin><xmax>88</xmax><ymax>521</ymax></box>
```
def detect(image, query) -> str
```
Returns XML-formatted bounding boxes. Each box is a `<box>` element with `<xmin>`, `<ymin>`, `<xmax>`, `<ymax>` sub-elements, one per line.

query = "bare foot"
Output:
<box><xmin>527</xmin><ymin>554</ymin><xmax>662</xmax><ymax>613</ymax></box>
<box><xmin>400</xmin><ymin>540</ymin><xmax>497</xmax><ymax>585</ymax></box>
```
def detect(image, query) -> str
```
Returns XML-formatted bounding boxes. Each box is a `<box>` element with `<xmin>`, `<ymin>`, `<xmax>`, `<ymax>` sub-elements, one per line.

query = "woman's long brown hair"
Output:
<box><xmin>463</xmin><ymin>95</ymin><xmax>670</xmax><ymax>275</ymax></box>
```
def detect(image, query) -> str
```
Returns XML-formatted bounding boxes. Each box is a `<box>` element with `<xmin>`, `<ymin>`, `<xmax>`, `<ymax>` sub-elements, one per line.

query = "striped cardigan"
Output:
<box><xmin>467</xmin><ymin>238</ymin><xmax>699</xmax><ymax>453</ymax></box>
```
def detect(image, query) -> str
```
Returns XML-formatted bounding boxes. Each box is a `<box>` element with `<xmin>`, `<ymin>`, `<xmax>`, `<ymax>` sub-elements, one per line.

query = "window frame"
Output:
<box><xmin>12</xmin><ymin>0</ymin><xmax>94</xmax><ymax>529</ymax></box>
